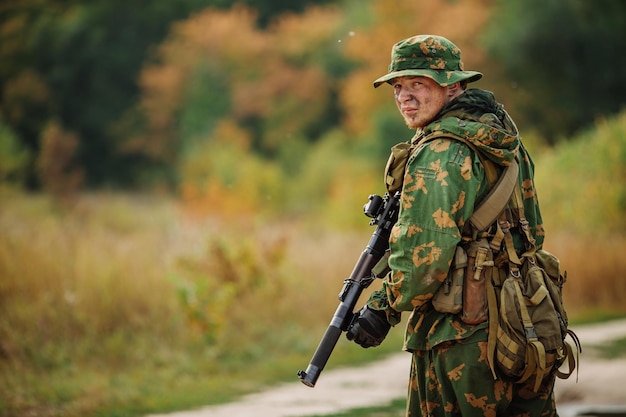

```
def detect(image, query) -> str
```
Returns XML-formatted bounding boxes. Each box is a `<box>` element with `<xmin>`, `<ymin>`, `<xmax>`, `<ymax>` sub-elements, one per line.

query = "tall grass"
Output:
<box><xmin>0</xmin><ymin>192</ymin><xmax>399</xmax><ymax>417</ymax></box>
<box><xmin>546</xmin><ymin>233</ymin><xmax>626</xmax><ymax>320</ymax></box>
<box><xmin>0</xmin><ymin>193</ymin><xmax>185</xmax><ymax>415</ymax></box>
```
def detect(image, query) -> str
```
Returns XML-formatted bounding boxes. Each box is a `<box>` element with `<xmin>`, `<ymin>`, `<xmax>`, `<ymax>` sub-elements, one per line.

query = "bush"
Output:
<box><xmin>0</xmin><ymin>122</ymin><xmax>30</xmax><ymax>187</ymax></box>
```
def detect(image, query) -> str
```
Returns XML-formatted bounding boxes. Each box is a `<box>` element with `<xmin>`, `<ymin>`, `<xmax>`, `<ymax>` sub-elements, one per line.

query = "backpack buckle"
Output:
<box><xmin>524</xmin><ymin>326</ymin><xmax>538</xmax><ymax>340</ymax></box>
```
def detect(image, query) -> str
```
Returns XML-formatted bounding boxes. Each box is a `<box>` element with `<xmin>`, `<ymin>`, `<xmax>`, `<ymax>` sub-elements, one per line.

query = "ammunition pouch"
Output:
<box><xmin>384</xmin><ymin>142</ymin><xmax>413</xmax><ymax>193</ymax></box>
<box><xmin>432</xmin><ymin>239</ymin><xmax>492</xmax><ymax>325</ymax></box>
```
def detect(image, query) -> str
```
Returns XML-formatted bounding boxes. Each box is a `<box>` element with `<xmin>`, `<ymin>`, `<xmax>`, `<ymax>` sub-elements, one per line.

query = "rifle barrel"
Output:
<box><xmin>297</xmin><ymin>192</ymin><xmax>400</xmax><ymax>388</ymax></box>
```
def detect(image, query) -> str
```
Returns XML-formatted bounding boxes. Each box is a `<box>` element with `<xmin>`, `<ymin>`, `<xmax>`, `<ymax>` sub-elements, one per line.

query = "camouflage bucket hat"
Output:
<box><xmin>373</xmin><ymin>34</ymin><xmax>483</xmax><ymax>88</ymax></box>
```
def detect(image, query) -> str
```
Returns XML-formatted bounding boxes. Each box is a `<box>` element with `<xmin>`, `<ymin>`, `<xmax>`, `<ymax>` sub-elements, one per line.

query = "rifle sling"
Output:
<box><xmin>469</xmin><ymin>159</ymin><xmax>519</xmax><ymax>231</ymax></box>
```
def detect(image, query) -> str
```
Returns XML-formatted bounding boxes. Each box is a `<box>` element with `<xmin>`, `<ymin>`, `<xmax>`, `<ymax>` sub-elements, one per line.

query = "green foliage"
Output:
<box><xmin>3</xmin><ymin>0</ymin><xmax>626</xmax><ymax>192</ymax></box>
<box><xmin>302</xmin><ymin>397</ymin><xmax>406</xmax><ymax>417</ymax></box>
<box><xmin>569</xmin><ymin>310</ymin><xmax>626</xmax><ymax>326</ymax></box>
<box><xmin>0</xmin><ymin>0</ymin><xmax>220</xmax><ymax>187</ymax></box>
<box><xmin>0</xmin><ymin>0</ymin><xmax>345</xmax><ymax>189</ymax></box>
<box><xmin>589</xmin><ymin>334</ymin><xmax>626</xmax><ymax>360</ymax></box>
<box><xmin>535</xmin><ymin>110</ymin><xmax>626</xmax><ymax>236</ymax></box>
<box><xmin>368</xmin><ymin>106</ymin><xmax>414</xmax><ymax>160</ymax></box>
<box><xmin>178</xmin><ymin>119</ymin><xmax>286</xmax><ymax>217</ymax></box>
<box><xmin>179</xmin><ymin>63</ymin><xmax>232</xmax><ymax>146</ymax></box>
<box><xmin>485</xmin><ymin>0</ymin><xmax>626</xmax><ymax>141</ymax></box>
<box><xmin>171</xmin><ymin>236</ymin><xmax>286</xmax><ymax>346</ymax></box>
<box><xmin>240</xmin><ymin>0</ymin><xmax>339</xmax><ymax>27</ymax></box>
<box><xmin>0</xmin><ymin>121</ymin><xmax>30</xmax><ymax>186</ymax></box>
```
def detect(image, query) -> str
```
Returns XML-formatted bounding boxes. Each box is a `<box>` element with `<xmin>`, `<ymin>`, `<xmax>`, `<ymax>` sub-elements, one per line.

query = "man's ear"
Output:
<box><xmin>447</xmin><ymin>82</ymin><xmax>463</xmax><ymax>98</ymax></box>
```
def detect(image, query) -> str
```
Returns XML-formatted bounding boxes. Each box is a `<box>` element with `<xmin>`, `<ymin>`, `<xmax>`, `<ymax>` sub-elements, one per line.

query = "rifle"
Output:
<box><xmin>297</xmin><ymin>191</ymin><xmax>401</xmax><ymax>388</ymax></box>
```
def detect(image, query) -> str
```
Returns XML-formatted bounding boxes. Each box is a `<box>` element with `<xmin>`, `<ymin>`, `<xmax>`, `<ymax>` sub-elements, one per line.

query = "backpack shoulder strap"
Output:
<box><xmin>469</xmin><ymin>159</ymin><xmax>519</xmax><ymax>231</ymax></box>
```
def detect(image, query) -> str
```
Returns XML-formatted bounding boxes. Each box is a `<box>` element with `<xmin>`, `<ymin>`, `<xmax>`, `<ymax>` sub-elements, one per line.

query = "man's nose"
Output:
<box><xmin>396</xmin><ymin>87</ymin><xmax>412</xmax><ymax>102</ymax></box>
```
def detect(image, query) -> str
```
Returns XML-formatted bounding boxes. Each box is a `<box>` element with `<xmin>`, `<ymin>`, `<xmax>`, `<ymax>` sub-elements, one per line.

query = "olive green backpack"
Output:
<box><xmin>386</xmin><ymin>135</ymin><xmax>581</xmax><ymax>391</ymax></box>
<box><xmin>481</xmin><ymin>177</ymin><xmax>581</xmax><ymax>392</ymax></box>
<box><xmin>456</xmin><ymin>137</ymin><xmax>580</xmax><ymax>391</ymax></box>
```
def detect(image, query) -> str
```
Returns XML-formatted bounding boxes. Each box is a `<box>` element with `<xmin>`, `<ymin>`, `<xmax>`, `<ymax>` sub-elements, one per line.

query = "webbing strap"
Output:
<box><xmin>524</xmin><ymin>341</ymin><xmax>549</xmax><ymax>392</ymax></box>
<box><xmin>510</xmin><ymin>180</ymin><xmax>536</xmax><ymax>249</ymax></box>
<box><xmin>470</xmin><ymin>159</ymin><xmax>519</xmax><ymax>232</ymax></box>
<box><xmin>486</xmin><ymin>272</ymin><xmax>499</xmax><ymax>380</ymax></box>
<box><xmin>513</xmin><ymin>279</ymin><xmax>548</xmax><ymax>392</ymax></box>
<box><xmin>555</xmin><ymin>330</ymin><xmax>582</xmax><ymax>381</ymax></box>
<box><xmin>554</xmin><ymin>341</ymin><xmax>577</xmax><ymax>380</ymax></box>
<box><xmin>504</xmin><ymin>232</ymin><xmax>522</xmax><ymax>266</ymax></box>
<box><xmin>489</xmin><ymin>220</ymin><xmax>506</xmax><ymax>252</ymax></box>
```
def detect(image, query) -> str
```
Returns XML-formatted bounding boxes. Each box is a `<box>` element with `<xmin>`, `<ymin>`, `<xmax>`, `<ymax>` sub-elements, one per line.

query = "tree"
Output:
<box><xmin>0</xmin><ymin>0</ymin><xmax>344</xmax><ymax>189</ymax></box>
<box><xmin>135</xmin><ymin>6</ymin><xmax>347</xmax><ymax>162</ymax></box>
<box><xmin>235</xmin><ymin>0</ymin><xmax>338</xmax><ymax>27</ymax></box>
<box><xmin>0</xmin><ymin>0</ymin><xmax>216</xmax><ymax>187</ymax></box>
<box><xmin>485</xmin><ymin>0</ymin><xmax>626</xmax><ymax>141</ymax></box>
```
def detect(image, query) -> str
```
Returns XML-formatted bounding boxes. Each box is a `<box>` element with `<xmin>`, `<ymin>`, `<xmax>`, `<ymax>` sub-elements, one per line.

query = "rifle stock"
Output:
<box><xmin>298</xmin><ymin>191</ymin><xmax>400</xmax><ymax>387</ymax></box>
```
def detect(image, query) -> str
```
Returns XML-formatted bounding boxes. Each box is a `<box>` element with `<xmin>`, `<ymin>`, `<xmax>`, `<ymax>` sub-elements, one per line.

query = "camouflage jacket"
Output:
<box><xmin>368</xmin><ymin>88</ymin><xmax>544</xmax><ymax>352</ymax></box>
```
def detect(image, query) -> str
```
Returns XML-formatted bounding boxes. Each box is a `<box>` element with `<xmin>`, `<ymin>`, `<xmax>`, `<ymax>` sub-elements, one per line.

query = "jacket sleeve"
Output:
<box><xmin>372</xmin><ymin>138</ymin><xmax>487</xmax><ymax>314</ymax></box>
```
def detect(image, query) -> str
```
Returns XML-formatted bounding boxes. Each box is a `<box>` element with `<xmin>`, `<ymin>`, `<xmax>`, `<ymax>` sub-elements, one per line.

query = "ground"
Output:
<box><xmin>147</xmin><ymin>318</ymin><xmax>626</xmax><ymax>417</ymax></box>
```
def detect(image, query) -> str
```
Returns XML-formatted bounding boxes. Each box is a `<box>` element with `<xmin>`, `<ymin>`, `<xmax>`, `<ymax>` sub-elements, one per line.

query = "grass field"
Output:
<box><xmin>1</xmin><ymin>191</ymin><xmax>625</xmax><ymax>417</ymax></box>
<box><xmin>303</xmin><ymin>398</ymin><xmax>407</xmax><ymax>417</ymax></box>
<box><xmin>0</xmin><ymin>192</ymin><xmax>408</xmax><ymax>416</ymax></box>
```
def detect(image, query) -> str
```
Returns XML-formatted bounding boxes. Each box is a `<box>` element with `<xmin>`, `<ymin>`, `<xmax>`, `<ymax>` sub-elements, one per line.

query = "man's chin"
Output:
<box><xmin>403</xmin><ymin>115</ymin><xmax>432</xmax><ymax>129</ymax></box>
<box><xmin>404</xmin><ymin>119</ymin><xmax>423</xmax><ymax>129</ymax></box>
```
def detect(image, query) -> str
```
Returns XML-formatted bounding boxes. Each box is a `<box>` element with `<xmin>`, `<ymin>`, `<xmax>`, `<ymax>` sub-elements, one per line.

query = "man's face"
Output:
<box><xmin>392</xmin><ymin>76</ymin><xmax>449</xmax><ymax>129</ymax></box>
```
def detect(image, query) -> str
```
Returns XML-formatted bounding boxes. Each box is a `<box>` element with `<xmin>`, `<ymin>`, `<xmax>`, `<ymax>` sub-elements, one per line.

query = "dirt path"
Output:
<box><xmin>147</xmin><ymin>319</ymin><xmax>626</xmax><ymax>417</ymax></box>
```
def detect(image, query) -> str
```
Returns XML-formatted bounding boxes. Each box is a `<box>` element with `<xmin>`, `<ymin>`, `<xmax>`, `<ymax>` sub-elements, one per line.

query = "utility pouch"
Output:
<box><xmin>432</xmin><ymin>245</ymin><xmax>467</xmax><ymax>314</ymax></box>
<box><xmin>461</xmin><ymin>238</ymin><xmax>493</xmax><ymax>324</ymax></box>
<box><xmin>384</xmin><ymin>142</ymin><xmax>413</xmax><ymax>194</ymax></box>
<box><xmin>485</xmin><ymin>246</ymin><xmax>581</xmax><ymax>392</ymax></box>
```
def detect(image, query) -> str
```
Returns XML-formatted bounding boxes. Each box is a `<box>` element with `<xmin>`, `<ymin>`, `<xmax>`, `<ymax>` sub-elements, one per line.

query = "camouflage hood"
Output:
<box><xmin>420</xmin><ymin>89</ymin><xmax>520</xmax><ymax>167</ymax></box>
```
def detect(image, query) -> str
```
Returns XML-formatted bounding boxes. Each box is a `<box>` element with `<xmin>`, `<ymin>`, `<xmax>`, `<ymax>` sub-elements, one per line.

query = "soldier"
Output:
<box><xmin>346</xmin><ymin>35</ymin><xmax>558</xmax><ymax>416</ymax></box>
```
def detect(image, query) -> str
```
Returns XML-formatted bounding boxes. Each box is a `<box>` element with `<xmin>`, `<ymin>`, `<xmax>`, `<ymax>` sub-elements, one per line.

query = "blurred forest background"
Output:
<box><xmin>1</xmin><ymin>0</ymin><xmax>625</xmax><ymax>416</ymax></box>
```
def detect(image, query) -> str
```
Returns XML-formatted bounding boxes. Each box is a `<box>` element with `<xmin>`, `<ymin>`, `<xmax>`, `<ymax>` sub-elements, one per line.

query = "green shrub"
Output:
<box><xmin>0</xmin><ymin>122</ymin><xmax>30</xmax><ymax>187</ymax></box>
<box><xmin>535</xmin><ymin>110</ymin><xmax>626</xmax><ymax>236</ymax></box>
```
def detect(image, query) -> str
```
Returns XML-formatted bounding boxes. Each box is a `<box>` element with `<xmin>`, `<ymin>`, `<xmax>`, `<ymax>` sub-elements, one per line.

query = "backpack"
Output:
<box><xmin>388</xmin><ymin>133</ymin><xmax>581</xmax><ymax>391</ymax></box>
<box><xmin>457</xmin><ymin>138</ymin><xmax>581</xmax><ymax>392</ymax></box>
<box><xmin>483</xmin><ymin>183</ymin><xmax>581</xmax><ymax>391</ymax></box>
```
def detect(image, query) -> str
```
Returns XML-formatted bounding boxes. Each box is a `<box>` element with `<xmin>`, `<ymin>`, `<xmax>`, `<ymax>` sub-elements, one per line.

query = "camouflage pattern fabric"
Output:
<box><xmin>374</xmin><ymin>35</ymin><xmax>483</xmax><ymax>88</ymax></box>
<box><xmin>367</xmin><ymin>88</ymin><xmax>550</xmax><ymax>415</ymax></box>
<box><xmin>407</xmin><ymin>331</ymin><xmax>557</xmax><ymax>417</ymax></box>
